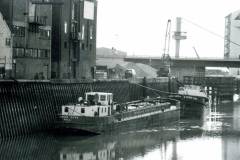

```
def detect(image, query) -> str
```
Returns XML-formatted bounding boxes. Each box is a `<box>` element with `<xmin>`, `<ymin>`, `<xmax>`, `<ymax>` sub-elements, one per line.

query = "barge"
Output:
<box><xmin>56</xmin><ymin>92</ymin><xmax>180</xmax><ymax>134</ymax></box>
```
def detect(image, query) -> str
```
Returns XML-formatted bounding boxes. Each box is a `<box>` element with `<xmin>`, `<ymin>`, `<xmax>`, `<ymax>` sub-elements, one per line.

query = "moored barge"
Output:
<box><xmin>56</xmin><ymin>92</ymin><xmax>180</xmax><ymax>134</ymax></box>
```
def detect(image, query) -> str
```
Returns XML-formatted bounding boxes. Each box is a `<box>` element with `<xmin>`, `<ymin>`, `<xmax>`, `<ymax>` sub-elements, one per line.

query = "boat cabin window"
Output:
<box><xmin>100</xmin><ymin>95</ymin><xmax>106</xmax><ymax>101</ymax></box>
<box><xmin>81</xmin><ymin>108</ymin><xmax>85</xmax><ymax>113</ymax></box>
<box><xmin>64</xmin><ymin>107</ymin><xmax>69</xmax><ymax>112</ymax></box>
<box><xmin>87</xmin><ymin>94</ymin><xmax>99</xmax><ymax>105</ymax></box>
<box><xmin>87</xmin><ymin>95</ymin><xmax>94</xmax><ymax>101</ymax></box>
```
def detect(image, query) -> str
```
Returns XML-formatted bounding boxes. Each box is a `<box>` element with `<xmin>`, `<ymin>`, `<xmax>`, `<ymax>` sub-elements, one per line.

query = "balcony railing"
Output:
<box><xmin>29</xmin><ymin>16</ymin><xmax>47</xmax><ymax>26</ymax></box>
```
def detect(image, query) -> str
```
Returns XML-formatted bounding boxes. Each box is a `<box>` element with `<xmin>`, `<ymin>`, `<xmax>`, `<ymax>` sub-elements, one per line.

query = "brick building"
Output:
<box><xmin>51</xmin><ymin>0</ymin><xmax>97</xmax><ymax>80</ymax></box>
<box><xmin>0</xmin><ymin>0</ymin><xmax>52</xmax><ymax>79</ymax></box>
<box><xmin>0</xmin><ymin>0</ymin><xmax>97</xmax><ymax>80</ymax></box>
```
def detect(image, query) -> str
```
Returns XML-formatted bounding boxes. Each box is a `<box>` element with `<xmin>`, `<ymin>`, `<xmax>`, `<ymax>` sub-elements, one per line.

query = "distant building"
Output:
<box><xmin>96</xmin><ymin>47</ymin><xmax>157</xmax><ymax>79</ymax></box>
<box><xmin>0</xmin><ymin>0</ymin><xmax>52</xmax><ymax>80</ymax></box>
<box><xmin>224</xmin><ymin>10</ymin><xmax>240</xmax><ymax>75</ymax></box>
<box><xmin>52</xmin><ymin>0</ymin><xmax>97</xmax><ymax>80</ymax></box>
<box><xmin>0</xmin><ymin>11</ymin><xmax>12</xmax><ymax>78</ymax></box>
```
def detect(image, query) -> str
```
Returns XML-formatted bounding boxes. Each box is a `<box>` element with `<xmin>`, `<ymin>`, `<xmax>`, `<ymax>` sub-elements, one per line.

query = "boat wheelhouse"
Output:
<box><xmin>62</xmin><ymin>92</ymin><xmax>114</xmax><ymax>118</ymax></box>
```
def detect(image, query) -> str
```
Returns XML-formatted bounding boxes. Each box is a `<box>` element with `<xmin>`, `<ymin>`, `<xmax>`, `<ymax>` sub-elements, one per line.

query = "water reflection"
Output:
<box><xmin>58</xmin><ymin>127</ymin><xmax>179</xmax><ymax>160</ymax></box>
<box><xmin>2</xmin><ymin>102</ymin><xmax>240</xmax><ymax>160</ymax></box>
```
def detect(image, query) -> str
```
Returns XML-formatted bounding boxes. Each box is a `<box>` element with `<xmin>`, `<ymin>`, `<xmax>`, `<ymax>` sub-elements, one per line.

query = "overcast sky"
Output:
<box><xmin>97</xmin><ymin>0</ymin><xmax>240</xmax><ymax>58</ymax></box>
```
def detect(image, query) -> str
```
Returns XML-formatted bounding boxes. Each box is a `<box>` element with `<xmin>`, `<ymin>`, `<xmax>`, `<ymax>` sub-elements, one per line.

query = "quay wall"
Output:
<box><xmin>0</xmin><ymin>78</ymin><xmax>177</xmax><ymax>138</ymax></box>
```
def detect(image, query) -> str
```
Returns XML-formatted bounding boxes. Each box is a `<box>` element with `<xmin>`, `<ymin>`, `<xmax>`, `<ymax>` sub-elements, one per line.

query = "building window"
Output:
<box><xmin>81</xmin><ymin>25</ymin><xmax>85</xmax><ymax>40</ymax></box>
<box><xmin>71</xmin><ymin>2</ymin><xmax>75</xmax><ymax>20</ymax></box>
<box><xmin>13</xmin><ymin>26</ymin><xmax>25</xmax><ymax>37</ymax></box>
<box><xmin>64</xmin><ymin>22</ymin><xmax>68</xmax><ymax>34</ymax></box>
<box><xmin>33</xmin><ymin>49</ymin><xmax>38</xmax><ymax>58</ymax></box>
<box><xmin>100</xmin><ymin>95</ymin><xmax>106</xmax><ymax>101</ymax></box>
<box><xmin>15</xmin><ymin>48</ymin><xmax>39</xmax><ymax>58</ymax></box>
<box><xmin>64</xmin><ymin>107</ymin><xmax>69</xmax><ymax>113</ymax></box>
<box><xmin>13</xmin><ymin>48</ymin><xmax>25</xmax><ymax>57</ymax></box>
<box><xmin>25</xmin><ymin>48</ymin><xmax>33</xmax><ymax>57</ymax></box>
<box><xmin>38</xmin><ymin>49</ymin><xmax>50</xmax><ymax>58</ymax></box>
<box><xmin>5</xmin><ymin>38</ymin><xmax>11</xmax><ymax>46</ymax></box>
<box><xmin>44</xmin><ymin>50</ymin><xmax>49</xmax><ymax>58</ymax></box>
<box><xmin>89</xmin><ymin>26</ymin><xmax>93</xmax><ymax>40</ymax></box>
<box><xmin>39</xmin><ymin>29</ymin><xmax>51</xmax><ymax>39</ymax></box>
<box><xmin>81</xmin><ymin>108</ymin><xmax>85</xmax><ymax>113</ymax></box>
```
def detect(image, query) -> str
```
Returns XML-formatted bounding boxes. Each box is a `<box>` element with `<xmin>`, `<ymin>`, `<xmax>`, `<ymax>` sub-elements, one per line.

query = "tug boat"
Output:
<box><xmin>178</xmin><ymin>85</ymin><xmax>208</xmax><ymax>100</ymax></box>
<box><xmin>169</xmin><ymin>85</ymin><xmax>209</xmax><ymax>118</ymax></box>
<box><xmin>56</xmin><ymin>92</ymin><xmax>180</xmax><ymax>134</ymax></box>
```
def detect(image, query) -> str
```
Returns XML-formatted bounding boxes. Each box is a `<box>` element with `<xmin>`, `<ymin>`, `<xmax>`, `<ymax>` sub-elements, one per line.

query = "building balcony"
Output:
<box><xmin>29</xmin><ymin>16</ymin><xmax>47</xmax><ymax>26</ymax></box>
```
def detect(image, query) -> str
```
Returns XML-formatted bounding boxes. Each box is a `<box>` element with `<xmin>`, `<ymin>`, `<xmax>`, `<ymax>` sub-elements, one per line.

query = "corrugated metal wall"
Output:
<box><xmin>0</xmin><ymin>79</ymin><xmax>173</xmax><ymax>138</ymax></box>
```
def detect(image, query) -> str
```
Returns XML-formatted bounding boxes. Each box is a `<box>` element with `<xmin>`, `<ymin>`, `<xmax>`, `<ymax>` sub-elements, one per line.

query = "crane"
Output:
<box><xmin>193</xmin><ymin>46</ymin><xmax>200</xmax><ymax>59</ymax></box>
<box><xmin>158</xmin><ymin>19</ymin><xmax>172</xmax><ymax>77</ymax></box>
<box><xmin>162</xmin><ymin>19</ymin><xmax>172</xmax><ymax>60</ymax></box>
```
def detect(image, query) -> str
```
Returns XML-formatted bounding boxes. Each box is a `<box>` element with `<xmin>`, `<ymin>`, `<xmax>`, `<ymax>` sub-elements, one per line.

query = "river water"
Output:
<box><xmin>1</xmin><ymin>101</ymin><xmax>240</xmax><ymax>160</ymax></box>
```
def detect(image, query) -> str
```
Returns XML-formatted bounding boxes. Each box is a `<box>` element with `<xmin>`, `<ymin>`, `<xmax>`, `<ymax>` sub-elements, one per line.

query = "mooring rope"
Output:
<box><xmin>132</xmin><ymin>82</ymin><xmax>178</xmax><ymax>95</ymax></box>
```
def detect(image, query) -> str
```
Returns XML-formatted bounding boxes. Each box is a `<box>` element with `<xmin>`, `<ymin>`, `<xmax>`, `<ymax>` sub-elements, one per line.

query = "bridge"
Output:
<box><xmin>124</xmin><ymin>57</ymin><xmax>240</xmax><ymax>80</ymax></box>
<box><xmin>124</xmin><ymin>57</ymin><xmax>240</xmax><ymax>68</ymax></box>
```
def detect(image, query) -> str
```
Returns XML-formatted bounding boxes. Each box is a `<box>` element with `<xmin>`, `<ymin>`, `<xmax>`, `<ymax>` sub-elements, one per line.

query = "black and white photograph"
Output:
<box><xmin>1</xmin><ymin>0</ymin><xmax>240</xmax><ymax>159</ymax></box>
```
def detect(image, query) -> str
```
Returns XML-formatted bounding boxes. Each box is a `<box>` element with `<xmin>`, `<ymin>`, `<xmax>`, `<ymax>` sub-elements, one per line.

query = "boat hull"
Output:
<box><xmin>169</xmin><ymin>95</ymin><xmax>208</xmax><ymax>119</ymax></box>
<box><xmin>56</xmin><ymin>108</ymin><xmax>180</xmax><ymax>134</ymax></box>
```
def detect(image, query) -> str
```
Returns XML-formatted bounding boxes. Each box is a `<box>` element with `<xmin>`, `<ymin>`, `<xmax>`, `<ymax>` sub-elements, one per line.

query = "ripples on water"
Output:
<box><xmin>1</xmin><ymin>102</ymin><xmax>240</xmax><ymax>160</ymax></box>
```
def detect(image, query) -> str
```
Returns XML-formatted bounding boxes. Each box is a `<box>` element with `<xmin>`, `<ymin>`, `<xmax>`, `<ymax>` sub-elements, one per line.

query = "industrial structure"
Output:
<box><xmin>0</xmin><ymin>0</ymin><xmax>97</xmax><ymax>80</ymax></box>
<box><xmin>224</xmin><ymin>10</ymin><xmax>240</xmax><ymax>75</ymax></box>
<box><xmin>0</xmin><ymin>0</ymin><xmax>52</xmax><ymax>79</ymax></box>
<box><xmin>173</xmin><ymin>17</ymin><xmax>187</xmax><ymax>58</ymax></box>
<box><xmin>51</xmin><ymin>0</ymin><xmax>97</xmax><ymax>80</ymax></box>
<box><xmin>124</xmin><ymin>56</ymin><xmax>240</xmax><ymax>81</ymax></box>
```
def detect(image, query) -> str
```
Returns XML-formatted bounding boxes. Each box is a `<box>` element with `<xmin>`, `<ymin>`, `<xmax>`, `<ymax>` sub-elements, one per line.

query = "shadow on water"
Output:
<box><xmin>2</xmin><ymin>102</ymin><xmax>240</xmax><ymax>160</ymax></box>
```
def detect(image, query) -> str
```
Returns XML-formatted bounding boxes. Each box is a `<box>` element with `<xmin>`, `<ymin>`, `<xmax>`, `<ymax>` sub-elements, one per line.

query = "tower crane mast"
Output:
<box><xmin>162</xmin><ymin>19</ymin><xmax>172</xmax><ymax>59</ymax></box>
